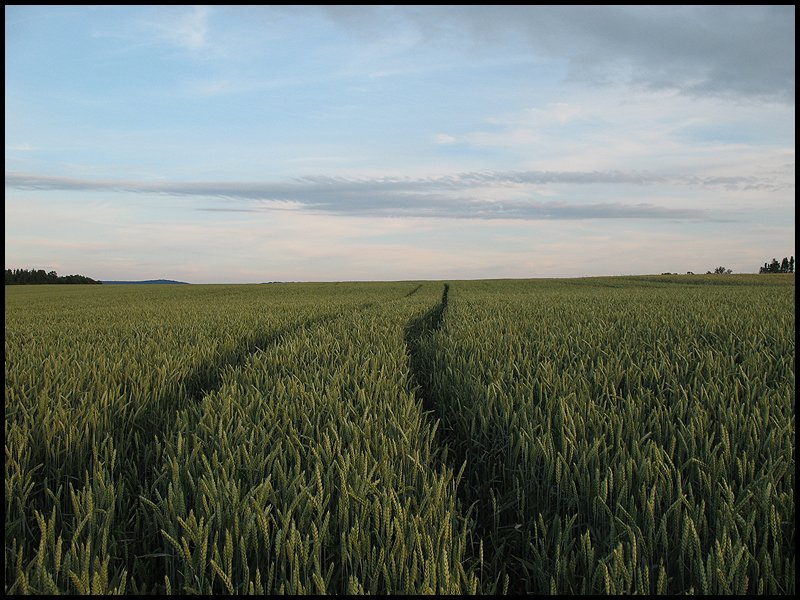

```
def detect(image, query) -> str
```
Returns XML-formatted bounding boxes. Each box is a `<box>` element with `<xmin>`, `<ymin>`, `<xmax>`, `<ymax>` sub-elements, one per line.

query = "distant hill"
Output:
<box><xmin>101</xmin><ymin>279</ymin><xmax>190</xmax><ymax>284</ymax></box>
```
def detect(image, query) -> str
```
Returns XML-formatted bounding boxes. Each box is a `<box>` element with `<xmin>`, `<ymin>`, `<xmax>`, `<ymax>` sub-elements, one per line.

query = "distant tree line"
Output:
<box><xmin>759</xmin><ymin>256</ymin><xmax>794</xmax><ymax>274</ymax></box>
<box><xmin>707</xmin><ymin>266</ymin><xmax>733</xmax><ymax>274</ymax></box>
<box><xmin>5</xmin><ymin>268</ymin><xmax>101</xmax><ymax>285</ymax></box>
<box><xmin>660</xmin><ymin>269</ymin><xmax>731</xmax><ymax>275</ymax></box>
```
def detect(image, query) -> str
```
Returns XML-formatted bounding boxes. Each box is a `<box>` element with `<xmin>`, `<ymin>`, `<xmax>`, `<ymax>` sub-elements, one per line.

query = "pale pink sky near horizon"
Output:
<box><xmin>5</xmin><ymin>6</ymin><xmax>794</xmax><ymax>282</ymax></box>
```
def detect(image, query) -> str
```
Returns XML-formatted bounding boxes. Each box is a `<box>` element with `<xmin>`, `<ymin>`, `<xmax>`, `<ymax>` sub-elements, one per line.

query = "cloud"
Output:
<box><xmin>147</xmin><ymin>6</ymin><xmax>210</xmax><ymax>50</ymax></box>
<box><xmin>6</xmin><ymin>169</ymin><xmax>759</xmax><ymax>222</ymax></box>
<box><xmin>5</xmin><ymin>143</ymin><xmax>36</xmax><ymax>152</ymax></box>
<box><xmin>433</xmin><ymin>133</ymin><xmax>458</xmax><ymax>145</ymax></box>
<box><xmin>331</xmin><ymin>170</ymin><xmax>784</xmax><ymax>192</ymax></box>
<box><xmin>6</xmin><ymin>169</ymin><xmax>784</xmax><ymax>194</ymax></box>
<box><xmin>325</xmin><ymin>6</ymin><xmax>795</xmax><ymax>102</ymax></box>
<box><xmin>527</xmin><ymin>103</ymin><xmax>581</xmax><ymax>125</ymax></box>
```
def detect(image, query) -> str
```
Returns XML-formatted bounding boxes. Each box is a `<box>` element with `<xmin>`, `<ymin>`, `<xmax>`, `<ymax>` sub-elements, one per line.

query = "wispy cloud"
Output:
<box><xmin>5</xmin><ymin>143</ymin><xmax>37</xmax><ymax>152</ymax></box>
<box><xmin>147</xmin><ymin>5</ymin><xmax>210</xmax><ymax>50</ymax></box>
<box><xmin>6</xmin><ymin>169</ymin><xmax>785</xmax><ymax>194</ymax></box>
<box><xmin>6</xmin><ymin>170</ymin><xmax>769</xmax><ymax>222</ymax></box>
<box><xmin>526</xmin><ymin>103</ymin><xmax>581</xmax><ymax>125</ymax></box>
<box><xmin>433</xmin><ymin>133</ymin><xmax>458</xmax><ymax>145</ymax></box>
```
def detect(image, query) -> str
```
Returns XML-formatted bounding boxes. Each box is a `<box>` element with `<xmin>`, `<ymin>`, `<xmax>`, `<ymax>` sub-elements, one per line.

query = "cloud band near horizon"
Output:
<box><xmin>7</xmin><ymin>169</ymin><xmax>785</xmax><ymax>222</ymax></box>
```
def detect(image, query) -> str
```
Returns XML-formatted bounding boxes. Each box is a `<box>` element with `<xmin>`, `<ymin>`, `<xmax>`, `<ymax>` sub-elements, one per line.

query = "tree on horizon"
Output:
<box><xmin>758</xmin><ymin>256</ymin><xmax>793</xmax><ymax>274</ymax></box>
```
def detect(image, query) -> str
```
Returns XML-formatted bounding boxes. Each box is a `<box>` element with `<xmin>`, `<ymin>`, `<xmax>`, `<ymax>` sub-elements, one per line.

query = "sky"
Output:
<box><xmin>4</xmin><ymin>5</ymin><xmax>795</xmax><ymax>283</ymax></box>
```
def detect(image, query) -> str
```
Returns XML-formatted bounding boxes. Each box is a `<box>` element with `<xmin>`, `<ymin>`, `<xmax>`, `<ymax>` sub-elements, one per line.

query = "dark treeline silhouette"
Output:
<box><xmin>759</xmin><ymin>256</ymin><xmax>794</xmax><ymax>274</ymax></box>
<box><xmin>5</xmin><ymin>268</ymin><xmax>101</xmax><ymax>285</ymax></box>
<box><xmin>706</xmin><ymin>266</ymin><xmax>733</xmax><ymax>274</ymax></box>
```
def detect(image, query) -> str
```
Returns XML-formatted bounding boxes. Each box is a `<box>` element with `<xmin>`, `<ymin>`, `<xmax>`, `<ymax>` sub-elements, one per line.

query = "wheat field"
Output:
<box><xmin>4</xmin><ymin>275</ymin><xmax>794</xmax><ymax>594</ymax></box>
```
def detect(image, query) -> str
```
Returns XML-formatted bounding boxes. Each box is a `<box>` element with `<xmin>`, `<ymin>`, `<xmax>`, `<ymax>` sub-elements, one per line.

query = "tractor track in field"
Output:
<box><xmin>404</xmin><ymin>284</ymin><xmax>449</xmax><ymax>419</ymax></box>
<box><xmin>404</xmin><ymin>284</ymin><xmax>494</xmax><ymax>583</ymax></box>
<box><xmin>179</xmin><ymin>300</ymin><xmax>377</xmax><ymax>402</ymax></box>
<box><xmin>184</xmin><ymin>312</ymin><xmax>337</xmax><ymax>402</ymax></box>
<box><xmin>404</xmin><ymin>283</ymin><xmax>521</xmax><ymax>594</ymax></box>
<box><xmin>116</xmin><ymin>301</ymin><xmax>376</xmax><ymax>588</ymax></box>
<box><xmin>405</xmin><ymin>284</ymin><xmax>423</xmax><ymax>297</ymax></box>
